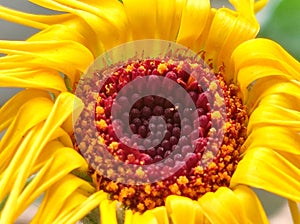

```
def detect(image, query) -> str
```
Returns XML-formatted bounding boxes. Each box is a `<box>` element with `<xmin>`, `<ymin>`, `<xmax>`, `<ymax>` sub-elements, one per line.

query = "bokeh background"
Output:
<box><xmin>0</xmin><ymin>0</ymin><xmax>299</xmax><ymax>223</ymax></box>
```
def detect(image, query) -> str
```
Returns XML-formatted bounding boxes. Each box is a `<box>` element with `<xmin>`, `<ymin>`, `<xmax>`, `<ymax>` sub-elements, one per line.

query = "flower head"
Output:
<box><xmin>0</xmin><ymin>0</ymin><xmax>299</xmax><ymax>223</ymax></box>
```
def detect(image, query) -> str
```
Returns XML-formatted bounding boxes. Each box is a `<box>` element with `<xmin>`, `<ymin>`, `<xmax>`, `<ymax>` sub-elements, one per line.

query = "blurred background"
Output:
<box><xmin>0</xmin><ymin>0</ymin><xmax>299</xmax><ymax>223</ymax></box>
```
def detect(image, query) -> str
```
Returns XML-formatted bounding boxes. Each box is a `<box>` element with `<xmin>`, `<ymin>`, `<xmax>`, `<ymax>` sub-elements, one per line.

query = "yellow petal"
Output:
<box><xmin>16</xmin><ymin>149</ymin><xmax>89</xmax><ymax>218</ymax></box>
<box><xmin>132</xmin><ymin>210</ymin><xmax>158</xmax><ymax>224</ymax></box>
<box><xmin>231</xmin><ymin>147</ymin><xmax>300</xmax><ymax>202</ymax></box>
<box><xmin>229</xmin><ymin>0</ymin><xmax>257</xmax><ymax>22</ymax></box>
<box><xmin>165</xmin><ymin>195</ymin><xmax>200</xmax><ymax>224</ymax></box>
<box><xmin>0</xmin><ymin>92</ymin><xmax>80</xmax><ymax>222</ymax></box>
<box><xmin>147</xmin><ymin>206</ymin><xmax>169</xmax><ymax>224</ymax></box>
<box><xmin>204</xmin><ymin>8</ymin><xmax>258</xmax><ymax>80</ymax></box>
<box><xmin>50</xmin><ymin>127</ymin><xmax>74</xmax><ymax>148</ymax></box>
<box><xmin>0</xmin><ymin>5</ymin><xmax>48</xmax><ymax>29</ymax></box>
<box><xmin>257</xmin><ymin>94</ymin><xmax>300</xmax><ymax>116</ymax></box>
<box><xmin>122</xmin><ymin>0</ymin><xmax>156</xmax><ymax>39</ymax></box>
<box><xmin>33</xmin><ymin>191</ymin><xmax>87</xmax><ymax>224</ymax></box>
<box><xmin>155</xmin><ymin>0</ymin><xmax>178</xmax><ymax>40</ymax></box>
<box><xmin>32</xmin><ymin>174</ymin><xmax>94</xmax><ymax>223</ymax></box>
<box><xmin>100</xmin><ymin>199</ymin><xmax>118</xmax><ymax>224</ymax></box>
<box><xmin>0</xmin><ymin>89</ymin><xmax>50</xmax><ymax>132</ymax></box>
<box><xmin>198</xmin><ymin>186</ymin><xmax>268</xmax><ymax>224</ymax></box>
<box><xmin>0</xmin><ymin>5</ymin><xmax>74</xmax><ymax>29</ymax></box>
<box><xmin>53</xmin><ymin>191</ymin><xmax>107</xmax><ymax>224</ymax></box>
<box><xmin>0</xmin><ymin>97</ymin><xmax>53</xmax><ymax>173</ymax></box>
<box><xmin>245</xmin><ymin>77</ymin><xmax>300</xmax><ymax>112</ymax></box>
<box><xmin>0</xmin><ymin>40</ymin><xmax>94</xmax><ymax>83</ymax></box>
<box><xmin>253</xmin><ymin>0</ymin><xmax>269</xmax><ymax>12</ymax></box>
<box><xmin>176</xmin><ymin>0</ymin><xmax>210</xmax><ymax>47</ymax></box>
<box><xmin>31</xmin><ymin>0</ymin><xmax>130</xmax><ymax>51</ymax></box>
<box><xmin>190</xmin><ymin>8</ymin><xmax>214</xmax><ymax>53</ymax></box>
<box><xmin>0</xmin><ymin>126</ymin><xmax>38</xmax><ymax>207</ymax></box>
<box><xmin>124</xmin><ymin>209</ymin><xmax>134</xmax><ymax>224</ymax></box>
<box><xmin>198</xmin><ymin>187</ymin><xmax>243</xmax><ymax>224</ymax></box>
<box><xmin>233</xmin><ymin>38</ymin><xmax>300</xmax><ymax>86</ymax></box>
<box><xmin>248</xmin><ymin>105</ymin><xmax>300</xmax><ymax>132</ymax></box>
<box><xmin>27</xmin><ymin>23</ymin><xmax>86</xmax><ymax>45</ymax></box>
<box><xmin>288</xmin><ymin>200</ymin><xmax>300</xmax><ymax>224</ymax></box>
<box><xmin>231</xmin><ymin>185</ymin><xmax>269</xmax><ymax>224</ymax></box>
<box><xmin>0</xmin><ymin>67</ymin><xmax>67</xmax><ymax>92</ymax></box>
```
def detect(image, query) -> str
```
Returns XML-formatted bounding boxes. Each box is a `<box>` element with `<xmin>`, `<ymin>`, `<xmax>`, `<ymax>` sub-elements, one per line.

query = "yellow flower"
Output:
<box><xmin>0</xmin><ymin>0</ymin><xmax>300</xmax><ymax>224</ymax></box>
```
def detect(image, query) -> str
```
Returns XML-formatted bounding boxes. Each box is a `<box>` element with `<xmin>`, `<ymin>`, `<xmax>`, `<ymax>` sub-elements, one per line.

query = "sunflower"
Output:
<box><xmin>0</xmin><ymin>0</ymin><xmax>300</xmax><ymax>223</ymax></box>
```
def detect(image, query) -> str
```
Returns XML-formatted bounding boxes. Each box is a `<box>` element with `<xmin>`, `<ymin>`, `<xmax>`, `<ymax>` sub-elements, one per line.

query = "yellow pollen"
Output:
<box><xmin>108</xmin><ymin>141</ymin><xmax>119</xmax><ymax>151</ymax></box>
<box><xmin>195</xmin><ymin>178</ymin><xmax>202</xmax><ymax>186</ymax></box>
<box><xmin>208</xmin><ymin>162</ymin><xmax>217</xmax><ymax>170</ymax></box>
<box><xmin>202</xmin><ymin>151</ymin><xmax>214</xmax><ymax>163</ymax></box>
<box><xmin>226</xmin><ymin>121</ymin><xmax>232</xmax><ymax>129</ymax></box>
<box><xmin>157</xmin><ymin>63</ymin><xmax>168</xmax><ymax>74</ymax></box>
<box><xmin>215</xmin><ymin>93</ymin><xmax>224</xmax><ymax>107</ymax></box>
<box><xmin>209</xmin><ymin>81</ymin><xmax>218</xmax><ymax>91</ymax></box>
<box><xmin>136</xmin><ymin>167</ymin><xmax>145</xmax><ymax>177</ymax></box>
<box><xmin>107</xmin><ymin>182</ymin><xmax>119</xmax><ymax>192</ymax></box>
<box><xmin>177</xmin><ymin>176</ymin><xmax>189</xmax><ymax>185</ymax></box>
<box><xmin>224</xmin><ymin>155</ymin><xmax>231</xmax><ymax>162</ymax></box>
<box><xmin>169</xmin><ymin>183</ymin><xmax>181</xmax><ymax>195</ymax></box>
<box><xmin>96</xmin><ymin>106</ymin><xmax>105</xmax><ymax>115</ymax></box>
<box><xmin>138</xmin><ymin>65</ymin><xmax>146</xmax><ymax>72</ymax></box>
<box><xmin>96</xmin><ymin>96</ymin><xmax>102</xmax><ymax>104</ymax></box>
<box><xmin>125</xmin><ymin>64</ymin><xmax>134</xmax><ymax>72</ymax></box>
<box><xmin>137</xmin><ymin>203</ymin><xmax>145</xmax><ymax>211</ymax></box>
<box><xmin>193</xmin><ymin>166</ymin><xmax>204</xmax><ymax>175</ymax></box>
<box><xmin>144</xmin><ymin>185</ymin><xmax>151</xmax><ymax>194</ymax></box>
<box><xmin>211</xmin><ymin>111</ymin><xmax>222</xmax><ymax>120</ymax></box>
<box><xmin>97</xmin><ymin>136</ymin><xmax>105</xmax><ymax>145</ymax></box>
<box><xmin>119</xmin><ymin>187</ymin><xmax>136</xmax><ymax>201</ymax></box>
<box><xmin>96</xmin><ymin>119</ymin><xmax>108</xmax><ymax>130</ymax></box>
<box><xmin>144</xmin><ymin>198</ymin><xmax>156</xmax><ymax>209</ymax></box>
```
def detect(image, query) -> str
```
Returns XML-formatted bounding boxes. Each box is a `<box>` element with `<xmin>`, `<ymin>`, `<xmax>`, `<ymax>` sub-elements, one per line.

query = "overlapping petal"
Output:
<box><xmin>231</xmin><ymin>147</ymin><xmax>300</xmax><ymax>202</ymax></box>
<box><xmin>0</xmin><ymin>92</ymin><xmax>86</xmax><ymax>223</ymax></box>
<box><xmin>198</xmin><ymin>186</ymin><xmax>268</xmax><ymax>224</ymax></box>
<box><xmin>0</xmin><ymin>39</ymin><xmax>93</xmax><ymax>84</ymax></box>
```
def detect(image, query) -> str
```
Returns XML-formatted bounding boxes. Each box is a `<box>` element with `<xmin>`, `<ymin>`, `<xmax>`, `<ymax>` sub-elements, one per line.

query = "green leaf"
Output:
<box><xmin>259</xmin><ymin>0</ymin><xmax>300</xmax><ymax>60</ymax></box>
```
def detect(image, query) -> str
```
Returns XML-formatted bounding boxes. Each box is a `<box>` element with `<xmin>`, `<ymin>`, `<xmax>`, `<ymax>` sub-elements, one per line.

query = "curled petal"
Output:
<box><xmin>248</xmin><ymin>105</ymin><xmax>300</xmax><ymax>132</ymax></box>
<box><xmin>245</xmin><ymin>77</ymin><xmax>300</xmax><ymax>112</ymax></box>
<box><xmin>0</xmin><ymin>92</ymin><xmax>82</xmax><ymax>222</ymax></box>
<box><xmin>0</xmin><ymin>89</ymin><xmax>51</xmax><ymax>132</ymax></box>
<box><xmin>0</xmin><ymin>40</ymin><xmax>94</xmax><ymax>83</ymax></box>
<box><xmin>0</xmin><ymin>67</ymin><xmax>67</xmax><ymax>92</ymax></box>
<box><xmin>204</xmin><ymin>8</ymin><xmax>258</xmax><ymax>79</ymax></box>
<box><xmin>0</xmin><ymin>97</ymin><xmax>53</xmax><ymax>174</ymax></box>
<box><xmin>52</xmin><ymin>190</ymin><xmax>106</xmax><ymax>224</ymax></box>
<box><xmin>16</xmin><ymin>148</ymin><xmax>90</xmax><ymax>219</ymax></box>
<box><xmin>232</xmin><ymin>38</ymin><xmax>300</xmax><ymax>96</ymax></box>
<box><xmin>0</xmin><ymin>5</ymin><xmax>74</xmax><ymax>29</ymax></box>
<box><xmin>231</xmin><ymin>147</ymin><xmax>300</xmax><ymax>202</ymax></box>
<box><xmin>30</xmin><ymin>0</ymin><xmax>130</xmax><ymax>51</ymax></box>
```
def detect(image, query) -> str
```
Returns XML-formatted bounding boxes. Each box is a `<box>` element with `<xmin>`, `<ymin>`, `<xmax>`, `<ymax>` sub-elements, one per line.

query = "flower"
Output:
<box><xmin>0</xmin><ymin>0</ymin><xmax>300</xmax><ymax>223</ymax></box>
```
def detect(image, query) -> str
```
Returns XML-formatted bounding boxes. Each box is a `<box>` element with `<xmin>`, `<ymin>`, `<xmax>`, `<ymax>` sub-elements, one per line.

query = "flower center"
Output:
<box><xmin>74</xmin><ymin>56</ymin><xmax>248</xmax><ymax>212</ymax></box>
